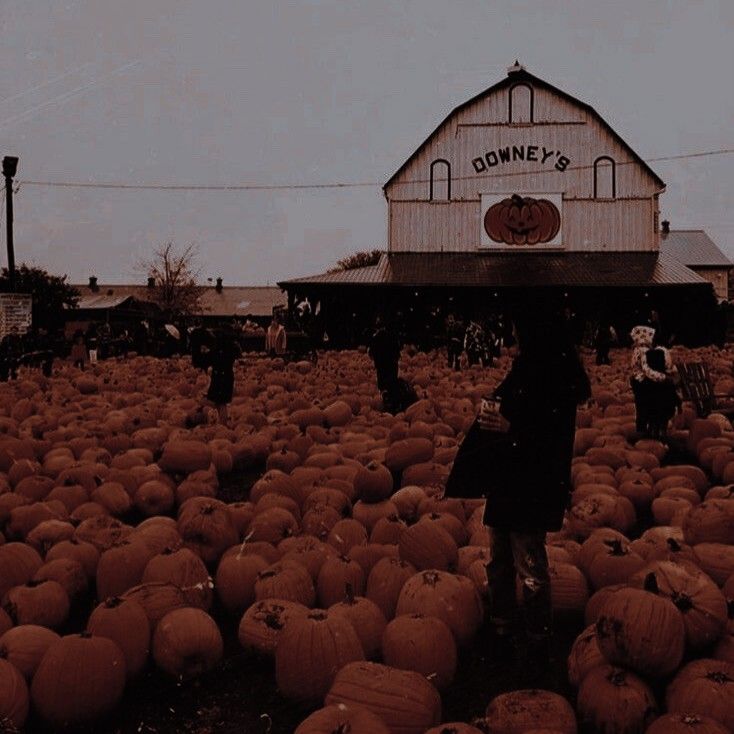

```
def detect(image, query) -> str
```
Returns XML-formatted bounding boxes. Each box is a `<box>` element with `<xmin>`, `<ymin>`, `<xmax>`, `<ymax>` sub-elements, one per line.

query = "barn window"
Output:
<box><xmin>593</xmin><ymin>156</ymin><xmax>616</xmax><ymax>199</ymax></box>
<box><xmin>429</xmin><ymin>159</ymin><xmax>451</xmax><ymax>201</ymax></box>
<box><xmin>509</xmin><ymin>83</ymin><xmax>533</xmax><ymax>123</ymax></box>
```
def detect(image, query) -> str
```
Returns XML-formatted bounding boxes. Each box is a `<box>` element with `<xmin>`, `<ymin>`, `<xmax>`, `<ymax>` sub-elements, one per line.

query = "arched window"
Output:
<box><xmin>509</xmin><ymin>83</ymin><xmax>533</xmax><ymax>123</ymax></box>
<box><xmin>429</xmin><ymin>159</ymin><xmax>451</xmax><ymax>201</ymax></box>
<box><xmin>594</xmin><ymin>156</ymin><xmax>616</xmax><ymax>199</ymax></box>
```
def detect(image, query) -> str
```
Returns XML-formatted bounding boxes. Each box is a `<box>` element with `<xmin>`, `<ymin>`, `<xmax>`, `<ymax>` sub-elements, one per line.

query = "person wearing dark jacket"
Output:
<box><xmin>368</xmin><ymin>317</ymin><xmax>401</xmax><ymax>393</ymax></box>
<box><xmin>480</xmin><ymin>308</ymin><xmax>591</xmax><ymax>675</ymax></box>
<box><xmin>205</xmin><ymin>329</ymin><xmax>241</xmax><ymax>426</ymax></box>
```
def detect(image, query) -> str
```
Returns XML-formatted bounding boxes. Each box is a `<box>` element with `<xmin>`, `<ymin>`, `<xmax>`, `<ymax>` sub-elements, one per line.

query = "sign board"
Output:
<box><xmin>480</xmin><ymin>192</ymin><xmax>563</xmax><ymax>249</ymax></box>
<box><xmin>0</xmin><ymin>293</ymin><xmax>32</xmax><ymax>338</ymax></box>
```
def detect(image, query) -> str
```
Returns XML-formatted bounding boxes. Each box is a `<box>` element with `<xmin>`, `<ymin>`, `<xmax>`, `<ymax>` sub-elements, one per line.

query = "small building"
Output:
<box><xmin>67</xmin><ymin>277</ymin><xmax>286</xmax><ymax>330</ymax></box>
<box><xmin>659</xmin><ymin>223</ymin><xmax>732</xmax><ymax>301</ymax></box>
<box><xmin>279</xmin><ymin>63</ymin><xmax>719</xmax><ymax>345</ymax></box>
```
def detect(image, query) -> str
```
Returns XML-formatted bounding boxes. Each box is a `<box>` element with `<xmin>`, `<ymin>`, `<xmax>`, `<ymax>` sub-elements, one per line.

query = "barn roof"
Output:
<box><xmin>70</xmin><ymin>284</ymin><xmax>285</xmax><ymax>317</ymax></box>
<box><xmin>278</xmin><ymin>251</ymin><xmax>707</xmax><ymax>289</ymax></box>
<box><xmin>383</xmin><ymin>67</ymin><xmax>666</xmax><ymax>193</ymax></box>
<box><xmin>660</xmin><ymin>230</ymin><xmax>732</xmax><ymax>268</ymax></box>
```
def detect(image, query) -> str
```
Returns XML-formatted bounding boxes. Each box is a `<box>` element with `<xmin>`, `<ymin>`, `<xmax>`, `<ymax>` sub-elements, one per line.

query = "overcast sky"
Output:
<box><xmin>0</xmin><ymin>0</ymin><xmax>732</xmax><ymax>285</ymax></box>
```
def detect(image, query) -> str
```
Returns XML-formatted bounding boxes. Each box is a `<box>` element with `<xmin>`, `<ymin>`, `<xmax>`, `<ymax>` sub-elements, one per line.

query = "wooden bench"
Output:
<box><xmin>675</xmin><ymin>361</ymin><xmax>734</xmax><ymax>418</ymax></box>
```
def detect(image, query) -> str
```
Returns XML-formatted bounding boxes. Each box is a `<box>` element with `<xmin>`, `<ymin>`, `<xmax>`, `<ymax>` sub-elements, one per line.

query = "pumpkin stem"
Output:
<box><xmin>643</xmin><ymin>572</ymin><xmax>659</xmax><ymax>595</ymax></box>
<box><xmin>666</xmin><ymin>538</ymin><xmax>682</xmax><ymax>552</ymax></box>
<box><xmin>345</xmin><ymin>583</ymin><xmax>355</xmax><ymax>605</ymax></box>
<box><xmin>607</xmin><ymin>669</ymin><xmax>627</xmax><ymax>687</ymax></box>
<box><xmin>605</xmin><ymin>539</ymin><xmax>626</xmax><ymax>556</ymax></box>
<box><xmin>511</xmin><ymin>193</ymin><xmax>525</xmax><ymax>207</ymax></box>
<box><xmin>104</xmin><ymin>596</ymin><xmax>125</xmax><ymax>609</ymax></box>
<box><xmin>706</xmin><ymin>670</ymin><xmax>733</xmax><ymax>684</ymax></box>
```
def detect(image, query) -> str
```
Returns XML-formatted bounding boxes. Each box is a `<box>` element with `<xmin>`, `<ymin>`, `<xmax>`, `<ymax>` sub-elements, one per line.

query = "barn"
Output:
<box><xmin>279</xmin><ymin>62</ymin><xmax>724</xmax><ymax>346</ymax></box>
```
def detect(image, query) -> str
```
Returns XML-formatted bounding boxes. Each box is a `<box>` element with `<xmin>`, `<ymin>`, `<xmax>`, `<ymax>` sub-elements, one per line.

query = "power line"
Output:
<box><xmin>14</xmin><ymin>146</ymin><xmax>734</xmax><ymax>193</ymax></box>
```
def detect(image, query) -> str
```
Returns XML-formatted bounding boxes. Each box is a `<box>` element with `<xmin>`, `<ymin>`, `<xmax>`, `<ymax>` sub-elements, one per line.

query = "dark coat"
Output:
<box><xmin>481</xmin><ymin>349</ymin><xmax>591</xmax><ymax>533</ymax></box>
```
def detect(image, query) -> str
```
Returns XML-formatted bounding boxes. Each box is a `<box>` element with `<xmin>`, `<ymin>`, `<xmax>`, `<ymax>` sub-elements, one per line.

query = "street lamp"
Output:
<box><xmin>3</xmin><ymin>156</ymin><xmax>18</xmax><ymax>292</ymax></box>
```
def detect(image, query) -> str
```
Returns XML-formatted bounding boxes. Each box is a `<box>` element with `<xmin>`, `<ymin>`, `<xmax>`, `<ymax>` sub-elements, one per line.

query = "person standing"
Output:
<box><xmin>479</xmin><ymin>308</ymin><xmax>590</xmax><ymax>677</ymax></box>
<box><xmin>594</xmin><ymin>320</ymin><xmax>615</xmax><ymax>365</ymax></box>
<box><xmin>464</xmin><ymin>318</ymin><xmax>490</xmax><ymax>367</ymax></box>
<box><xmin>629</xmin><ymin>324</ymin><xmax>669</xmax><ymax>434</ymax></box>
<box><xmin>86</xmin><ymin>324</ymin><xmax>99</xmax><ymax>365</ymax></box>
<box><xmin>445</xmin><ymin>314</ymin><xmax>464</xmax><ymax>371</ymax></box>
<box><xmin>205</xmin><ymin>329</ymin><xmax>241</xmax><ymax>426</ymax></box>
<box><xmin>265</xmin><ymin>315</ymin><xmax>287</xmax><ymax>357</ymax></box>
<box><xmin>70</xmin><ymin>330</ymin><xmax>87</xmax><ymax>370</ymax></box>
<box><xmin>368</xmin><ymin>316</ymin><xmax>401</xmax><ymax>394</ymax></box>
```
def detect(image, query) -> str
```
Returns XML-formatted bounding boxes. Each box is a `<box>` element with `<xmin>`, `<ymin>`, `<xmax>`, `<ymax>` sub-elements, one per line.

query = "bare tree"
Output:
<box><xmin>141</xmin><ymin>242</ymin><xmax>207</xmax><ymax>318</ymax></box>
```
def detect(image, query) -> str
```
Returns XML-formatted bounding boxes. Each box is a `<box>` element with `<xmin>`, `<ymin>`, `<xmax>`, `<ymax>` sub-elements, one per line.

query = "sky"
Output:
<box><xmin>0</xmin><ymin>0</ymin><xmax>732</xmax><ymax>285</ymax></box>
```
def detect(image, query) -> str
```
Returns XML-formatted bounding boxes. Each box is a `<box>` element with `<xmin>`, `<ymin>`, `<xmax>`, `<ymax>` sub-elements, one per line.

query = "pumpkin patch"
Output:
<box><xmin>0</xmin><ymin>344</ymin><xmax>732</xmax><ymax>731</ymax></box>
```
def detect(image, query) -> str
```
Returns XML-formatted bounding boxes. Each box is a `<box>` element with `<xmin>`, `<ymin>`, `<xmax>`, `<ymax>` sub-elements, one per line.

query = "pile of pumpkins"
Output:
<box><xmin>0</xmin><ymin>345</ymin><xmax>732</xmax><ymax>732</ymax></box>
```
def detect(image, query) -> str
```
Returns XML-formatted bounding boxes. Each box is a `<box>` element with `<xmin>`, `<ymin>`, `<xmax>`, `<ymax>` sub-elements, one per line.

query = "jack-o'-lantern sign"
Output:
<box><xmin>484</xmin><ymin>193</ymin><xmax>561</xmax><ymax>245</ymax></box>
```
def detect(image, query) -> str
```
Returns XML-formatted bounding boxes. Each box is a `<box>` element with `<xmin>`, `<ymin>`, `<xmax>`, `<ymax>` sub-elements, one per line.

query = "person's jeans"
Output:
<box><xmin>486</xmin><ymin>529</ymin><xmax>552</xmax><ymax>639</ymax></box>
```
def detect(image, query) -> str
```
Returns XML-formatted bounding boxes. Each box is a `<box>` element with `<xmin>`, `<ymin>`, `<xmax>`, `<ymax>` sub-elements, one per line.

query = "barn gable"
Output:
<box><xmin>384</xmin><ymin>64</ymin><xmax>666</xmax><ymax>253</ymax></box>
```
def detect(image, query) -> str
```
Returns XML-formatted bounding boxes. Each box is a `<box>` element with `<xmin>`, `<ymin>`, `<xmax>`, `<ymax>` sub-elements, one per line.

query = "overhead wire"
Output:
<box><xmin>13</xmin><ymin>147</ymin><xmax>734</xmax><ymax>193</ymax></box>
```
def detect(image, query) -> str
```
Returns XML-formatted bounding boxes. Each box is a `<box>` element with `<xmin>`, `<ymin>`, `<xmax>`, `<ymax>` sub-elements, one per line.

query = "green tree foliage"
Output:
<box><xmin>140</xmin><ymin>242</ymin><xmax>206</xmax><ymax>319</ymax></box>
<box><xmin>327</xmin><ymin>249</ymin><xmax>383</xmax><ymax>273</ymax></box>
<box><xmin>0</xmin><ymin>264</ymin><xmax>80</xmax><ymax>332</ymax></box>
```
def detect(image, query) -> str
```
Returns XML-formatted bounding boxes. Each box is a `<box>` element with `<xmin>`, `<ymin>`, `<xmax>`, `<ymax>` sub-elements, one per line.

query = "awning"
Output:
<box><xmin>279</xmin><ymin>251</ymin><xmax>710</xmax><ymax>289</ymax></box>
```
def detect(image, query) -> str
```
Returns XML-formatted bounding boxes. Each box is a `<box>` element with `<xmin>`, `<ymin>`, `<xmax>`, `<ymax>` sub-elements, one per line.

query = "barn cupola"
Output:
<box><xmin>507</xmin><ymin>59</ymin><xmax>526</xmax><ymax>75</ymax></box>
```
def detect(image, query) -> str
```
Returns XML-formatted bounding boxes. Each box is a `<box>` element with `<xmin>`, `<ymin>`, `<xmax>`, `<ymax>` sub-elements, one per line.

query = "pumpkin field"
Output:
<box><xmin>0</xmin><ymin>345</ymin><xmax>733</xmax><ymax>733</ymax></box>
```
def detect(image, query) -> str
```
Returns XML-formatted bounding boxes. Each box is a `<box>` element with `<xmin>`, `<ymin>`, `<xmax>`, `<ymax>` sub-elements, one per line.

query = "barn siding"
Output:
<box><xmin>386</xmin><ymin>79</ymin><xmax>662</xmax><ymax>253</ymax></box>
<box><xmin>389</xmin><ymin>198</ymin><xmax>656</xmax><ymax>252</ymax></box>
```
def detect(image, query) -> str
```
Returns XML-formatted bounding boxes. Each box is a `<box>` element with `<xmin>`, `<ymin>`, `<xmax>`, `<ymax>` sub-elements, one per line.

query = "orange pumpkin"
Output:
<box><xmin>484</xmin><ymin>194</ymin><xmax>561</xmax><ymax>246</ymax></box>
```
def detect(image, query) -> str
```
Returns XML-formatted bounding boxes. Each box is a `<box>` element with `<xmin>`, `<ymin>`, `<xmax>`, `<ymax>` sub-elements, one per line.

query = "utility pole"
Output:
<box><xmin>2</xmin><ymin>156</ymin><xmax>18</xmax><ymax>292</ymax></box>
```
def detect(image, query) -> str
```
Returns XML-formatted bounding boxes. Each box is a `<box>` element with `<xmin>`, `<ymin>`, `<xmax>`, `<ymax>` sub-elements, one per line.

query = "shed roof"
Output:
<box><xmin>660</xmin><ymin>230</ymin><xmax>732</xmax><ymax>268</ymax></box>
<box><xmin>70</xmin><ymin>284</ymin><xmax>285</xmax><ymax>317</ymax></box>
<box><xmin>279</xmin><ymin>251</ymin><xmax>708</xmax><ymax>289</ymax></box>
<box><xmin>383</xmin><ymin>67</ymin><xmax>666</xmax><ymax>193</ymax></box>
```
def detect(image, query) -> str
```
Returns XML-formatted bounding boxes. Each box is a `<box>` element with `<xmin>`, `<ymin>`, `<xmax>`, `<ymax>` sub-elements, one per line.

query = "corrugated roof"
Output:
<box><xmin>70</xmin><ymin>284</ymin><xmax>286</xmax><ymax>317</ymax></box>
<box><xmin>279</xmin><ymin>251</ymin><xmax>709</xmax><ymax>289</ymax></box>
<box><xmin>384</xmin><ymin>67</ymin><xmax>666</xmax><ymax>194</ymax></box>
<box><xmin>660</xmin><ymin>230</ymin><xmax>732</xmax><ymax>268</ymax></box>
<box><xmin>73</xmin><ymin>294</ymin><xmax>138</xmax><ymax>310</ymax></box>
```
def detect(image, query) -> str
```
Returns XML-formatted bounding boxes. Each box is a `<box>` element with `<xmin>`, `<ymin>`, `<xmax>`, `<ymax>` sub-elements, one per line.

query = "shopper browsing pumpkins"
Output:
<box><xmin>480</xmin><ymin>307</ymin><xmax>591</xmax><ymax>680</ymax></box>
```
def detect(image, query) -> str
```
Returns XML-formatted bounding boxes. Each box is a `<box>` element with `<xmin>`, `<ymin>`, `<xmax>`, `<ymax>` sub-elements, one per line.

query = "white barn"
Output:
<box><xmin>281</xmin><ymin>63</ymin><xmax>722</xmax><ymax>345</ymax></box>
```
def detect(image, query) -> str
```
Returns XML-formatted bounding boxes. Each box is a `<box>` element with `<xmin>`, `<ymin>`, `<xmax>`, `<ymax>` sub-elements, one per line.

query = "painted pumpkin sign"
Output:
<box><xmin>484</xmin><ymin>193</ymin><xmax>561</xmax><ymax>245</ymax></box>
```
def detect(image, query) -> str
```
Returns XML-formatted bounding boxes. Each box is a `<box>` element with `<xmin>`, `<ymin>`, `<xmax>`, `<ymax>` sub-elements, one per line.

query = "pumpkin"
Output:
<box><xmin>279</xmin><ymin>536</ymin><xmax>336</xmax><ymax>580</ymax></box>
<box><xmin>567</xmin><ymin>624</ymin><xmax>605</xmax><ymax>688</ymax></box>
<box><xmin>398</xmin><ymin>521</ymin><xmax>458</xmax><ymax>572</ymax></box>
<box><xmin>96</xmin><ymin>539</ymin><xmax>156</xmax><ymax>600</ymax></box>
<box><xmin>666</xmin><ymin>659</ymin><xmax>734</xmax><ymax>731</ymax></box>
<box><xmin>317</xmin><ymin>555</ymin><xmax>365</xmax><ymax>608</ymax></box>
<box><xmin>32</xmin><ymin>558</ymin><xmax>88</xmax><ymax>599</ymax></box>
<box><xmin>275</xmin><ymin>608</ymin><xmax>364</xmax><ymax>702</ymax></box>
<box><xmin>366</xmin><ymin>556</ymin><xmax>417</xmax><ymax>620</ymax></box>
<box><xmin>0</xmin><ymin>542</ymin><xmax>44</xmax><ymax>600</ymax></box>
<box><xmin>294</xmin><ymin>703</ymin><xmax>391</xmax><ymax>734</ymax></box>
<box><xmin>158</xmin><ymin>440</ymin><xmax>212</xmax><ymax>475</ymax></box>
<box><xmin>255</xmin><ymin>560</ymin><xmax>316</xmax><ymax>606</ymax></box>
<box><xmin>152</xmin><ymin>607</ymin><xmax>223</xmax><ymax>679</ymax></box>
<box><xmin>382</xmin><ymin>613</ymin><xmax>457</xmax><ymax>689</ymax></box>
<box><xmin>177</xmin><ymin>497</ymin><xmax>239</xmax><ymax>565</ymax></box>
<box><xmin>45</xmin><ymin>538</ymin><xmax>100</xmax><ymax>579</ymax></box>
<box><xmin>354</xmin><ymin>461</ymin><xmax>394</xmax><ymax>503</ymax></box>
<box><xmin>645</xmin><ymin>713</ymin><xmax>729</xmax><ymax>734</ymax></box>
<box><xmin>576</xmin><ymin>665</ymin><xmax>657</xmax><ymax>734</ymax></box>
<box><xmin>30</xmin><ymin>632</ymin><xmax>126</xmax><ymax>728</ymax></box>
<box><xmin>628</xmin><ymin>561</ymin><xmax>727</xmax><ymax>651</ymax></box>
<box><xmin>0</xmin><ymin>625</ymin><xmax>60</xmax><ymax>680</ymax></box>
<box><xmin>325</xmin><ymin>660</ymin><xmax>441</xmax><ymax>734</ymax></box>
<box><xmin>238</xmin><ymin>598</ymin><xmax>309</xmax><ymax>656</ymax></box>
<box><xmin>693</xmin><ymin>543</ymin><xmax>734</xmax><ymax>586</ymax></box>
<box><xmin>329</xmin><ymin>587</ymin><xmax>387</xmax><ymax>660</ymax></box>
<box><xmin>595</xmin><ymin>577</ymin><xmax>685</xmax><ymax>677</ymax></box>
<box><xmin>215</xmin><ymin>551</ymin><xmax>269</xmax><ymax>615</ymax></box>
<box><xmin>0</xmin><ymin>657</ymin><xmax>29</xmax><ymax>729</ymax></box>
<box><xmin>142</xmin><ymin>547</ymin><xmax>213</xmax><ymax>610</ymax></box>
<box><xmin>396</xmin><ymin>570</ymin><xmax>483</xmax><ymax>647</ymax></box>
<box><xmin>3</xmin><ymin>579</ymin><xmax>70</xmax><ymax>629</ymax></box>
<box><xmin>484</xmin><ymin>194</ymin><xmax>561</xmax><ymax>246</ymax></box>
<box><xmin>484</xmin><ymin>689</ymin><xmax>577</xmax><ymax>734</ymax></box>
<box><xmin>121</xmin><ymin>582</ymin><xmax>189</xmax><ymax>630</ymax></box>
<box><xmin>87</xmin><ymin>596</ymin><xmax>150</xmax><ymax>677</ymax></box>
